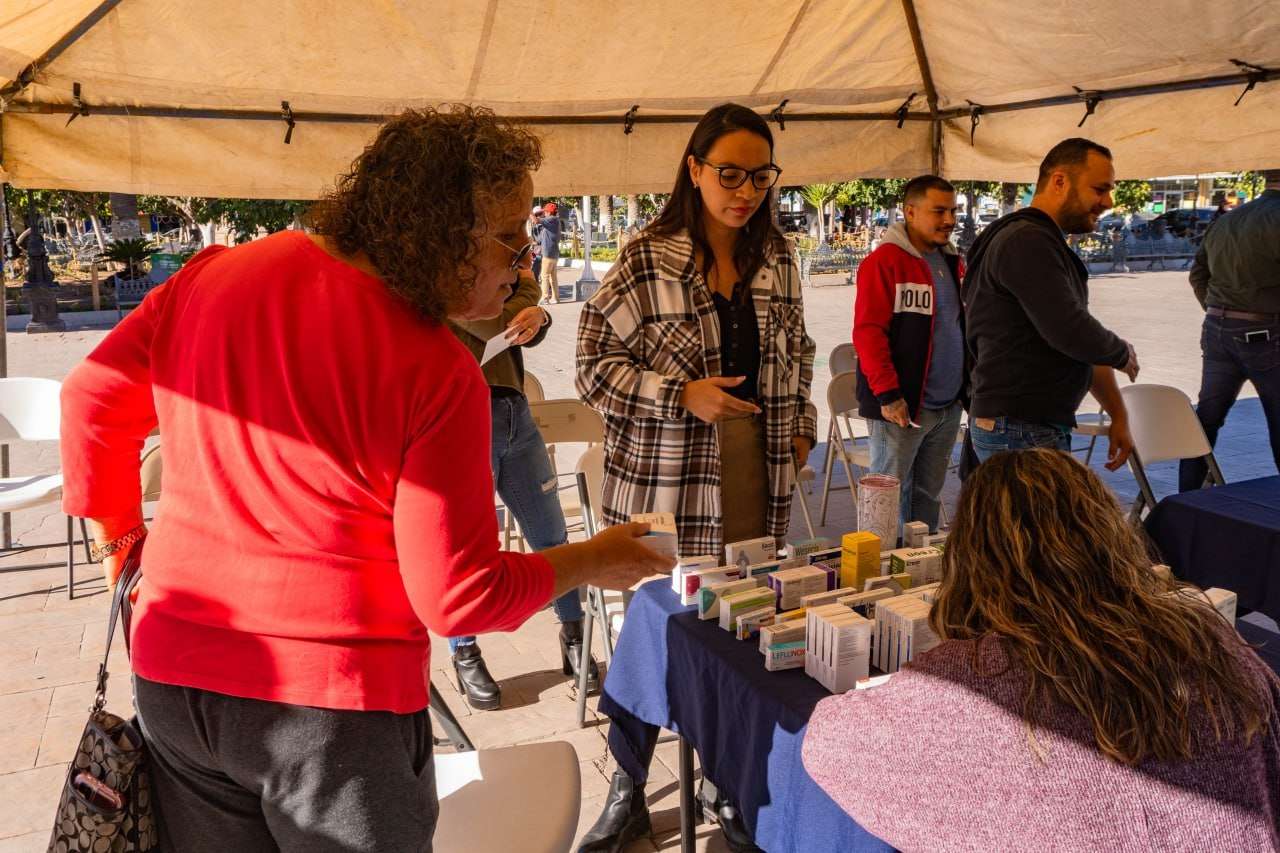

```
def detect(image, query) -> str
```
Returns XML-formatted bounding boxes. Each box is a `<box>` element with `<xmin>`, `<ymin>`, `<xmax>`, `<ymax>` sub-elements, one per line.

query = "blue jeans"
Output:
<box><xmin>450</xmin><ymin>394</ymin><xmax>581</xmax><ymax>653</ymax></box>
<box><xmin>867</xmin><ymin>402</ymin><xmax>963</xmax><ymax>540</ymax></box>
<box><xmin>1180</xmin><ymin>315</ymin><xmax>1280</xmax><ymax>491</ymax></box>
<box><xmin>969</xmin><ymin>416</ymin><xmax>1072</xmax><ymax>463</ymax></box>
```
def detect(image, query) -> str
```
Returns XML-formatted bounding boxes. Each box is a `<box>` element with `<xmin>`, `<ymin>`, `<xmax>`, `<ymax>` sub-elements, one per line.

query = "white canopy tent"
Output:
<box><xmin>0</xmin><ymin>0</ymin><xmax>1278</xmax><ymax>198</ymax></box>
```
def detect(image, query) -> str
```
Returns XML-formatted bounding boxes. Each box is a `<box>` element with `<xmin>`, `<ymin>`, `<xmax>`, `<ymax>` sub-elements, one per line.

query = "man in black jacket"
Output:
<box><xmin>964</xmin><ymin>138</ymin><xmax>1138</xmax><ymax>469</ymax></box>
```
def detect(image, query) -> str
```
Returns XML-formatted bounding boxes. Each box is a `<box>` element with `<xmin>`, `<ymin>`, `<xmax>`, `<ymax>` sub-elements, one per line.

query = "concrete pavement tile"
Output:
<box><xmin>0</xmin><ymin>659</ymin><xmax>103</xmax><ymax>696</ymax></box>
<box><xmin>0</xmin><ymin>764</ymin><xmax>66</xmax><ymax>839</ymax></box>
<box><xmin>0</xmin><ymin>725</ymin><xmax>41</xmax><ymax>775</ymax></box>
<box><xmin>33</xmin><ymin>643</ymin><xmax>81</xmax><ymax>665</ymax></box>
<box><xmin>35</xmin><ymin>714</ymin><xmax>85</xmax><ymax>767</ymax></box>
<box><xmin>0</xmin><ymin>831</ymin><xmax>46</xmax><ymax>852</ymax></box>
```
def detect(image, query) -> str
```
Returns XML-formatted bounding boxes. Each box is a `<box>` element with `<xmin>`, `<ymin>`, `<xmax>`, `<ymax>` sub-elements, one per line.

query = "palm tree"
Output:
<box><xmin>799</xmin><ymin>184</ymin><xmax>839</xmax><ymax>247</ymax></box>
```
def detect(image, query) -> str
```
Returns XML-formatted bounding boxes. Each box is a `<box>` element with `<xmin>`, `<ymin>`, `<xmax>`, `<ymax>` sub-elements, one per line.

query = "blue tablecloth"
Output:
<box><xmin>598</xmin><ymin>579</ymin><xmax>892</xmax><ymax>853</ymax></box>
<box><xmin>1146</xmin><ymin>476</ymin><xmax>1280</xmax><ymax>623</ymax></box>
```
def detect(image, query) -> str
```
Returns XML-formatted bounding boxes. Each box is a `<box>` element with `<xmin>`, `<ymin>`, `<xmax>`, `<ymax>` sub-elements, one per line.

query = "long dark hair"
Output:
<box><xmin>645</xmin><ymin>103</ymin><xmax>784</xmax><ymax>285</ymax></box>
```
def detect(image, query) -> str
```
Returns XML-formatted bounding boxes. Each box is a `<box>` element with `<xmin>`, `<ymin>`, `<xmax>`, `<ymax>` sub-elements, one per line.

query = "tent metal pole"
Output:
<box><xmin>900</xmin><ymin>0</ymin><xmax>942</xmax><ymax>174</ymax></box>
<box><xmin>0</xmin><ymin>113</ymin><xmax>10</xmax><ymax>546</ymax></box>
<box><xmin>3</xmin><ymin>102</ymin><xmax>934</xmax><ymax>124</ymax></box>
<box><xmin>0</xmin><ymin>0</ymin><xmax>125</xmax><ymax>102</ymax></box>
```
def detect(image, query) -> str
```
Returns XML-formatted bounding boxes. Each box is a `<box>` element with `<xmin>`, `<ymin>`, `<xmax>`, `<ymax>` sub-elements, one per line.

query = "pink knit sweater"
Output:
<box><xmin>802</xmin><ymin>634</ymin><xmax>1280</xmax><ymax>852</ymax></box>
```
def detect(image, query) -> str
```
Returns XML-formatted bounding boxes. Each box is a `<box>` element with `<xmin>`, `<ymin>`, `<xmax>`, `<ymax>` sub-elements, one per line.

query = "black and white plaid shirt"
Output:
<box><xmin>575</xmin><ymin>228</ymin><xmax>817</xmax><ymax>557</ymax></box>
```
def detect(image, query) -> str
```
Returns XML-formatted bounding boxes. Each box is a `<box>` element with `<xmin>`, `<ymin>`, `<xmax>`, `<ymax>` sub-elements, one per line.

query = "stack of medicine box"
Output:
<box><xmin>719</xmin><ymin>586</ymin><xmax>777</xmax><ymax>632</ymax></box>
<box><xmin>840</xmin><ymin>532</ymin><xmax>881</xmax><ymax>591</ymax></box>
<box><xmin>672</xmin><ymin>554</ymin><xmax>719</xmax><ymax>600</ymax></box>
<box><xmin>759</xmin><ymin>618</ymin><xmax>807</xmax><ymax>671</ymax></box>
<box><xmin>767</xmin><ymin>564</ymin><xmax>835</xmax><ymax>611</ymax></box>
<box><xmin>887</xmin><ymin>546</ymin><xmax>944</xmax><ymax>586</ymax></box>
<box><xmin>805</xmin><ymin>603</ymin><xmax>873</xmax><ymax>693</ymax></box>
<box><xmin>873</xmin><ymin>593</ymin><xmax>940</xmax><ymax>673</ymax></box>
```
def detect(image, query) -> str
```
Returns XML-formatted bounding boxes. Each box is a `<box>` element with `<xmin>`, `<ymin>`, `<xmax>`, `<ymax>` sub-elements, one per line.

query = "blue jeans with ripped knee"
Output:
<box><xmin>449</xmin><ymin>392</ymin><xmax>581</xmax><ymax>653</ymax></box>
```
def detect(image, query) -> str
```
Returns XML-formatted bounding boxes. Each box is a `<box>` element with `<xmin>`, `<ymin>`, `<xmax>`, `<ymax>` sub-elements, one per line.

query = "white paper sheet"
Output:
<box><xmin>480</xmin><ymin>328</ymin><xmax>516</xmax><ymax>366</ymax></box>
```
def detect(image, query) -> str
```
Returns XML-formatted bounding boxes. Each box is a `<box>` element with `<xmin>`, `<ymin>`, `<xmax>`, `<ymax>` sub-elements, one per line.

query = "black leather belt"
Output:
<box><xmin>1207</xmin><ymin>306</ymin><xmax>1280</xmax><ymax>322</ymax></box>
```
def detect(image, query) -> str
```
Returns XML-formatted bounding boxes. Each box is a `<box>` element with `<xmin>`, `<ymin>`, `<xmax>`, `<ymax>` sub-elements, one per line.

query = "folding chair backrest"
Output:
<box><xmin>826</xmin><ymin>371</ymin><xmax>861</xmax><ymax>420</ymax></box>
<box><xmin>1120</xmin><ymin>384</ymin><xmax>1213</xmax><ymax>464</ymax></box>
<box><xmin>523</xmin><ymin>371</ymin><xmax>546</xmax><ymax>403</ymax></box>
<box><xmin>0</xmin><ymin>377</ymin><xmax>62</xmax><ymax>442</ymax></box>
<box><xmin>574</xmin><ymin>445</ymin><xmax>606</xmax><ymax>533</ymax></box>
<box><xmin>829</xmin><ymin>343</ymin><xmax>857</xmax><ymax>378</ymax></box>
<box><xmin>529</xmin><ymin>399</ymin><xmax>606</xmax><ymax>447</ymax></box>
<box><xmin>140</xmin><ymin>444</ymin><xmax>163</xmax><ymax>503</ymax></box>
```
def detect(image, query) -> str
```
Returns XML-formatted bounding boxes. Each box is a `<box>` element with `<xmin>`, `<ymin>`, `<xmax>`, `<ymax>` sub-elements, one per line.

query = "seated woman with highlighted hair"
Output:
<box><xmin>803</xmin><ymin>448</ymin><xmax>1280</xmax><ymax>851</ymax></box>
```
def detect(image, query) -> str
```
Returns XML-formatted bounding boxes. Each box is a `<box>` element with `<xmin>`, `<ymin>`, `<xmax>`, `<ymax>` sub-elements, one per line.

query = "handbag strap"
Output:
<box><xmin>93</xmin><ymin>536</ymin><xmax>146</xmax><ymax>713</ymax></box>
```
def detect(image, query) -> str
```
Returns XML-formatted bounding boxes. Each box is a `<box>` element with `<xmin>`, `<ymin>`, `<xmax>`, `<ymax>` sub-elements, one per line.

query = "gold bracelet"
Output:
<box><xmin>90</xmin><ymin>524</ymin><xmax>146</xmax><ymax>563</ymax></box>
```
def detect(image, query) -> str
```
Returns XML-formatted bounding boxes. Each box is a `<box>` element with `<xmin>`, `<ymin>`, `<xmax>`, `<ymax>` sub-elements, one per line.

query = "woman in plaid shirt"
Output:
<box><xmin>575</xmin><ymin>104</ymin><xmax>817</xmax><ymax>852</ymax></box>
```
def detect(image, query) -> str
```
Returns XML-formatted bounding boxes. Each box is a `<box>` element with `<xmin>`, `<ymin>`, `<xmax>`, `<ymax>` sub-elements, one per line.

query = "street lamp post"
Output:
<box><xmin>22</xmin><ymin>191</ymin><xmax>66</xmax><ymax>334</ymax></box>
<box><xmin>574</xmin><ymin>195</ymin><xmax>599</xmax><ymax>301</ymax></box>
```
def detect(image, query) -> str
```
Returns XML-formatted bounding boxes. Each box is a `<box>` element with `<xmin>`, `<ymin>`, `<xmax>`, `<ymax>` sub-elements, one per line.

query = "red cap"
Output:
<box><xmin>544</xmin><ymin>202</ymin><xmax>558</xmax><ymax>213</ymax></box>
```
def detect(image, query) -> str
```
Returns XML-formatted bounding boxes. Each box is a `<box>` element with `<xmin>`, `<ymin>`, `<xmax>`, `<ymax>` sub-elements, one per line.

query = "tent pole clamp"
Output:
<box><xmin>1074</xmin><ymin>88</ymin><xmax>1100</xmax><ymax>127</ymax></box>
<box><xmin>770</xmin><ymin>98</ymin><xmax>789</xmax><ymax>131</ymax></box>
<box><xmin>281</xmin><ymin>101</ymin><xmax>295</xmax><ymax>144</ymax></box>
<box><xmin>895</xmin><ymin>93</ymin><xmax>917</xmax><ymax>129</ymax></box>
<box><xmin>622</xmin><ymin>104</ymin><xmax>639</xmax><ymax>135</ymax></box>
<box><xmin>1230</xmin><ymin>59</ymin><xmax>1269</xmax><ymax>106</ymax></box>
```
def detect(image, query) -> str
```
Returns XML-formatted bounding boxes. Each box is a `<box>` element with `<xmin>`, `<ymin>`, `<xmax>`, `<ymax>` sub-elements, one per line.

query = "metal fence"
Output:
<box><xmin>1068</xmin><ymin>232</ymin><xmax>1199</xmax><ymax>271</ymax></box>
<box><xmin>797</xmin><ymin>247</ymin><xmax>871</xmax><ymax>286</ymax></box>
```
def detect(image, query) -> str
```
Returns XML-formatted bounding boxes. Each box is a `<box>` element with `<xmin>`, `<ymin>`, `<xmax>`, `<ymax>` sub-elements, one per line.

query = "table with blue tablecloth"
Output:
<box><xmin>597</xmin><ymin>578</ymin><xmax>892</xmax><ymax>853</ymax></box>
<box><xmin>599</xmin><ymin>575</ymin><xmax>1280</xmax><ymax>853</ymax></box>
<box><xmin>1146</xmin><ymin>475</ymin><xmax>1280</xmax><ymax>623</ymax></box>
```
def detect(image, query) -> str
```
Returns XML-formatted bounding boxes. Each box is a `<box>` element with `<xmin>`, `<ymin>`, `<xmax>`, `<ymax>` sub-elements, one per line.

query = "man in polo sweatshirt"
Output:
<box><xmin>853</xmin><ymin>175</ymin><xmax>964</xmax><ymax>536</ymax></box>
<box><xmin>964</xmin><ymin>137</ymin><xmax>1138</xmax><ymax>468</ymax></box>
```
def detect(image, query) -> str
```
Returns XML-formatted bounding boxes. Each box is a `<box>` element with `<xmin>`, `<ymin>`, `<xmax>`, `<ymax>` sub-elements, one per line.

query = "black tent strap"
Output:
<box><xmin>281</xmin><ymin>100</ymin><xmax>295</xmax><ymax>144</ymax></box>
<box><xmin>5</xmin><ymin>62</ymin><xmax>1275</xmax><ymax>129</ymax></box>
<box><xmin>769</xmin><ymin>98</ymin><xmax>789</xmax><ymax>130</ymax></box>
<box><xmin>622</xmin><ymin>104</ymin><xmax>639</xmax><ymax>135</ymax></box>
<box><xmin>65</xmin><ymin>82</ymin><xmax>88</xmax><ymax>128</ymax></box>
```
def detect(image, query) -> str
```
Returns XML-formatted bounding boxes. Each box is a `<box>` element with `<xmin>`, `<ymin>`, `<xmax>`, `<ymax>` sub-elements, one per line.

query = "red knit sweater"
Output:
<box><xmin>60</xmin><ymin>232</ymin><xmax>553</xmax><ymax>713</ymax></box>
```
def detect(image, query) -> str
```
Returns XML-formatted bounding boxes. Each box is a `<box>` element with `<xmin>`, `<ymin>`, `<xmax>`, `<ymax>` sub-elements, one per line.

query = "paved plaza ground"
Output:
<box><xmin>0</xmin><ymin>267</ymin><xmax>1276</xmax><ymax>851</ymax></box>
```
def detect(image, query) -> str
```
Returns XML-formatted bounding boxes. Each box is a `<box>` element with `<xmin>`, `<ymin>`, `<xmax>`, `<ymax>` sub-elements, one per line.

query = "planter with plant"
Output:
<box><xmin>100</xmin><ymin>238</ymin><xmax>154</xmax><ymax>286</ymax></box>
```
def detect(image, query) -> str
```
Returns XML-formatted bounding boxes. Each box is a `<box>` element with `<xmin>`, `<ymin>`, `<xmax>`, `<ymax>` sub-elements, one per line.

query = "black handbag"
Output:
<box><xmin>48</xmin><ymin>539</ymin><xmax>158</xmax><ymax>853</ymax></box>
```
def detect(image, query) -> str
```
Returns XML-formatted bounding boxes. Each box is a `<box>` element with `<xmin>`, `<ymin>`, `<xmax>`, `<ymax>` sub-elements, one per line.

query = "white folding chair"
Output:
<box><xmin>0</xmin><ymin>378</ymin><xmax>92</xmax><ymax>598</ymax></box>
<box><xmin>522</xmin><ymin>370</ymin><xmax>546</xmax><ymax>403</ymax></box>
<box><xmin>819</xmin><ymin>371</ymin><xmax>872</xmax><ymax>525</ymax></box>
<box><xmin>1120</xmin><ymin>384</ymin><xmax>1225</xmax><ymax>522</ymax></box>
<box><xmin>528</xmin><ymin>399</ymin><xmax>606</xmax><ymax>539</ymax></box>
<box><xmin>1072</xmin><ymin>403</ymin><xmax>1110</xmax><ymax>466</ymax></box>
<box><xmin>817</xmin><ymin>343</ymin><xmax>860</xmax><ymax>493</ymax></box>
<box><xmin>140</xmin><ymin>443</ymin><xmax>163</xmax><ymax>506</ymax></box>
<box><xmin>433</xmin><ymin>741</ymin><xmax>580</xmax><ymax>853</ymax></box>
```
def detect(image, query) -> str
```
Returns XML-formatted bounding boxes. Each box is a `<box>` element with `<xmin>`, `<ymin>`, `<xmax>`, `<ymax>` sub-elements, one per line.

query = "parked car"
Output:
<box><xmin>778</xmin><ymin>210</ymin><xmax>809</xmax><ymax>232</ymax></box>
<box><xmin>1143</xmin><ymin>207</ymin><xmax>1216</xmax><ymax>238</ymax></box>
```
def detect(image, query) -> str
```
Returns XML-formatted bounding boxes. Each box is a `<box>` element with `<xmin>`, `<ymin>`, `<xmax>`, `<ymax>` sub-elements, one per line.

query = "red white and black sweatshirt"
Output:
<box><xmin>852</xmin><ymin>223</ymin><xmax>965</xmax><ymax>421</ymax></box>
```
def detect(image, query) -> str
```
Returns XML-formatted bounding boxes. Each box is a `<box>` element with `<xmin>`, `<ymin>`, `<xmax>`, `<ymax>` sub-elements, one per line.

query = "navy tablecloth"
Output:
<box><xmin>597</xmin><ymin>579</ymin><xmax>892</xmax><ymax>853</ymax></box>
<box><xmin>1146</xmin><ymin>476</ymin><xmax>1280</xmax><ymax>623</ymax></box>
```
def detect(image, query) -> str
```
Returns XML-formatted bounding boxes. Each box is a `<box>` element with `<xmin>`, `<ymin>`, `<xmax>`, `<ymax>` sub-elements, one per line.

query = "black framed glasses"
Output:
<box><xmin>698</xmin><ymin>159</ymin><xmax>783</xmax><ymax>190</ymax></box>
<box><xmin>489</xmin><ymin>235</ymin><xmax>535</xmax><ymax>270</ymax></box>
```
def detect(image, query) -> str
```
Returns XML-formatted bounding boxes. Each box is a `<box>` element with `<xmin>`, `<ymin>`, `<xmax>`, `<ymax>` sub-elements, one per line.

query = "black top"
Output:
<box><xmin>963</xmin><ymin>207</ymin><xmax>1129</xmax><ymax>427</ymax></box>
<box><xmin>712</xmin><ymin>281</ymin><xmax>760</xmax><ymax>402</ymax></box>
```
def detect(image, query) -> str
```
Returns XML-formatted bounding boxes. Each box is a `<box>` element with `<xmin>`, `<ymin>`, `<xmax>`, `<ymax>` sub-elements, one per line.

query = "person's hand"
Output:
<box><xmin>506</xmin><ymin>306</ymin><xmax>547</xmax><ymax>346</ymax></box>
<box><xmin>880</xmin><ymin>398</ymin><xmax>911</xmax><ymax>427</ymax></box>
<box><xmin>679</xmin><ymin>377</ymin><xmax>761</xmax><ymax>424</ymax></box>
<box><xmin>1105</xmin><ymin>416</ymin><xmax>1134</xmax><ymax>471</ymax></box>
<box><xmin>585</xmin><ymin>522</ymin><xmax>677</xmax><ymax>590</ymax></box>
<box><xmin>792</xmin><ymin>435</ymin><xmax>813</xmax><ymax>466</ymax></box>
<box><xmin>1121</xmin><ymin>343</ymin><xmax>1140</xmax><ymax>383</ymax></box>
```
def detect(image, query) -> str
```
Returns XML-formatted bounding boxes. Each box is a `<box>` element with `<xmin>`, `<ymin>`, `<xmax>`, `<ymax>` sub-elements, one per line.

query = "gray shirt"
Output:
<box><xmin>1189</xmin><ymin>189</ymin><xmax>1280</xmax><ymax>313</ymax></box>
<box><xmin>922</xmin><ymin>249</ymin><xmax>963</xmax><ymax>408</ymax></box>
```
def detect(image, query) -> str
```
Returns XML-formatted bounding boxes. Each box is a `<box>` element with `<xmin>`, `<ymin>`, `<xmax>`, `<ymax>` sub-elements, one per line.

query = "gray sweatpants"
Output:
<box><xmin>134</xmin><ymin>676</ymin><xmax>437</xmax><ymax>852</ymax></box>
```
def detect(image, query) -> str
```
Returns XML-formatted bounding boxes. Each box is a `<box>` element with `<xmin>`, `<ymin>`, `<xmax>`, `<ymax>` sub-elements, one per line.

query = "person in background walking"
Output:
<box><xmin>529</xmin><ymin>205</ymin><xmax>544</xmax><ymax>281</ymax></box>
<box><xmin>445</xmin><ymin>262</ymin><xmax>601</xmax><ymax>710</ymax></box>
<box><xmin>537</xmin><ymin>201</ymin><xmax>561</xmax><ymax>303</ymax></box>
<box><xmin>853</xmin><ymin>175</ymin><xmax>964</xmax><ymax>540</ymax></box>
<box><xmin>963</xmin><ymin>137</ymin><xmax>1138</xmax><ymax>468</ymax></box>
<box><xmin>1181</xmin><ymin>169</ymin><xmax>1280</xmax><ymax>491</ymax></box>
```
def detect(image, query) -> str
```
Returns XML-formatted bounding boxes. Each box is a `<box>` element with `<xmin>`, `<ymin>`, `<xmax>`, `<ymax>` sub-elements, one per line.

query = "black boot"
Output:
<box><xmin>559</xmin><ymin>620</ymin><xmax>600</xmax><ymax>694</ymax></box>
<box><xmin>452</xmin><ymin>643</ymin><xmax>500</xmax><ymax>711</ymax></box>
<box><xmin>577</xmin><ymin>768</ymin><xmax>650</xmax><ymax>852</ymax></box>
<box><xmin>714</xmin><ymin>798</ymin><xmax>764</xmax><ymax>853</ymax></box>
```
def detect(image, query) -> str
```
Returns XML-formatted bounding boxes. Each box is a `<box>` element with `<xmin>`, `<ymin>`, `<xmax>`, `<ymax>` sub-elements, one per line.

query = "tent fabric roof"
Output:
<box><xmin>1</xmin><ymin>0</ymin><xmax>1277</xmax><ymax>197</ymax></box>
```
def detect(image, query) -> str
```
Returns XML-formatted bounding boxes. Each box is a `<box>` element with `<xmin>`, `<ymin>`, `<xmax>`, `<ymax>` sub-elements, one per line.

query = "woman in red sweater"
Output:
<box><xmin>803</xmin><ymin>449</ymin><xmax>1279</xmax><ymax>851</ymax></box>
<box><xmin>60</xmin><ymin>106</ymin><xmax>671</xmax><ymax>852</ymax></box>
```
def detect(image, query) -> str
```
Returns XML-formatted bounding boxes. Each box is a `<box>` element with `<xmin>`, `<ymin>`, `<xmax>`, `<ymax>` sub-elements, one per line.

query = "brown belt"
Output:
<box><xmin>1206</xmin><ymin>306</ymin><xmax>1279</xmax><ymax>322</ymax></box>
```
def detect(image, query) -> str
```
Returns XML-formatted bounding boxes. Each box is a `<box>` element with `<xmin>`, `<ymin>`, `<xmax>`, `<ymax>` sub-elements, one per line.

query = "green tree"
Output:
<box><xmin>1112</xmin><ymin>180</ymin><xmax>1152</xmax><ymax>214</ymax></box>
<box><xmin>207</xmin><ymin>199</ymin><xmax>310</xmax><ymax>243</ymax></box>
<box><xmin>953</xmin><ymin>181</ymin><xmax>1002</xmax><ymax>244</ymax></box>
<box><xmin>1229</xmin><ymin>172</ymin><xmax>1263</xmax><ymax>202</ymax></box>
<box><xmin>799</xmin><ymin>183</ymin><xmax>840</xmax><ymax>245</ymax></box>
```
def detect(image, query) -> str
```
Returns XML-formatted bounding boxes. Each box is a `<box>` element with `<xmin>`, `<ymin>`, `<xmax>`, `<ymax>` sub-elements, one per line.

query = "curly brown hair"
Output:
<box><xmin>933</xmin><ymin>448</ymin><xmax>1270</xmax><ymax>765</ymax></box>
<box><xmin>309</xmin><ymin>105</ymin><xmax>542</xmax><ymax>321</ymax></box>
